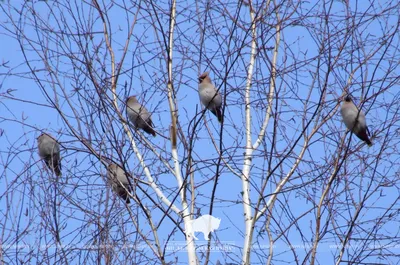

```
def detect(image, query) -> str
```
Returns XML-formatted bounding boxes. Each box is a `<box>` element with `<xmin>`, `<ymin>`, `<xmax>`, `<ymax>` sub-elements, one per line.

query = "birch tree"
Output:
<box><xmin>1</xmin><ymin>0</ymin><xmax>400</xmax><ymax>264</ymax></box>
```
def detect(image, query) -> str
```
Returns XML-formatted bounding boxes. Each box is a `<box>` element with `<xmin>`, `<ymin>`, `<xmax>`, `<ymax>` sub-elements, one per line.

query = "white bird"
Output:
<box><xmin>107</xmin><ymin>163</ymin><xmax>132</xmax><ymax>204</ymax></box>
<box><xmin>126</xmin><ymin>96</ymin><xmax>156</xmax><ymax>136</ymax></box>
<box><xmin>37</xmin><ymin>133</ymin><xmax>62</xmax><ymax>176</ymax></box>
<box><xmin>340</xmin><ymin>95</ymin><xmax>372</xmax><ymax>146</ymax></box>
<box><xmin>198</xmin><ymin>72</ymin><xmax>223</xmax><ymax>123</ymax></box>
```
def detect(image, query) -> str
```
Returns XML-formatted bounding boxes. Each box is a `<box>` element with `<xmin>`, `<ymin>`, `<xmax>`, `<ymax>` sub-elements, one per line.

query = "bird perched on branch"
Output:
<box><xmin>340</xmin><ymin>95</ymin><xmax>372</xmax><ymax>146</ymax></box>
<box><xmin>198</xmin><ymin>72</ymin><xmax>223</xmax><ymax>123</ymax></box>
<box><xmin>37</xmin><ymin>133</ymin><xmax>62</xmax><ymax>176</ymax></box>
<box><xmin>126</xmin><ymin>96</ymin><xmax>156</xmax><ymax>136</ymax></box>
<box><xmin>107</xmin><ymin>163</ymin><xmax>132</xmax><ymax>204</ymax></box>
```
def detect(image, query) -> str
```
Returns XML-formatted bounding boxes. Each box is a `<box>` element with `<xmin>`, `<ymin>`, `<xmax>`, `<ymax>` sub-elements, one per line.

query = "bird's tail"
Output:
<box><xmin>144</xmin><ymin>126</ymin><xmax>156</xmax><ymax>137</ymax></box>
<box><xmin>356</xmin><ymin>130</ymin><xmax>373</xmax><ymax>147</ymax></box>
<box><xmin>45</xmin><ymin>157</ymin><xmax>62</xmax><ymax>176</ymax></box>
<box><xmin>213</xmin><ymin>107</ymin><xmax>223</xmax><ymax>123</ymax></box>
<box><xmin>54</xmin><ymin>165</ymin><xmax>62</xmax><ymax>176</ymax></box>
<box><xmin>53</xmin><ymin>158</ymin><xmax>62</xmax><ymax>176</ymax></box>
<box><xmin>119</xmin><ymin>190</ymin><xmax>131</xmax><ymax>204</ymax></box>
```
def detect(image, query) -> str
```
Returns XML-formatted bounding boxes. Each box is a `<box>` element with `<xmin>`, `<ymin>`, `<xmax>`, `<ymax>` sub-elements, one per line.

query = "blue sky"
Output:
<box><xmin>1</xmin><ymin>0</ymin><xmax>400</xmax><ymax>264</ymax></box>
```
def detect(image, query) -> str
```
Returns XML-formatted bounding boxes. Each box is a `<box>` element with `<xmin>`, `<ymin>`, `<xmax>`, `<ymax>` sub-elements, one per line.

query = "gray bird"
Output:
<box><xmin>126</xmin><ymin>96</ymin><xmax>156</xmax><ymax>136</ymax></box>
<box><xmin>198</xmin><ymin>72</ymin><xmax>223</xmax><ymax>123</ymax></box>
<box><xmin>37</xmin><ymin>133</ymin><xmax>62</xmax><ymax>176</ymax></box>
<box><xmin>340</xmin><ymin>95</ymin><xmax>372</xmax><ymax>146</ymax></box>
<box><xmin>107</xmin><ymin>163</ymin><xmax>132</xmax><ymax>204</ymax></box>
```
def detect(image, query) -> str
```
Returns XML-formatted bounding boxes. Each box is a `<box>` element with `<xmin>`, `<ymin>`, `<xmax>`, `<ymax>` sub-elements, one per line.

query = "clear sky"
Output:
<box><xmin>1</xmin><ymin>1</ymin><xmax>400</xmax><ymax>264</ymax></box>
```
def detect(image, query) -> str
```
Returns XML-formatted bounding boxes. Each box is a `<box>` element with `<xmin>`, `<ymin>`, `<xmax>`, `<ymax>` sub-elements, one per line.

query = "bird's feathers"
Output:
<box><xmin>107</xmin><ymin>164</ymin><xmax>132</xmax><ymax>204</ymax></box>
<box><xmin>340</xmin><ymin>96</ymin><xmax>372</xmax><ymax>147</ymax></box>
<box><xmin>37</xmin><ymin>133</ymin><xmax>62</xmax><ymax>176</ymax></box>
<box><xmin>198</xmin><ymin>72</ymin><xmax>223</xmax><ymax>123</ymax></box>
<box><xmin>126</xmin><ymin>96</ymin><xmax>156</xmax><ymax>136</ymax></box>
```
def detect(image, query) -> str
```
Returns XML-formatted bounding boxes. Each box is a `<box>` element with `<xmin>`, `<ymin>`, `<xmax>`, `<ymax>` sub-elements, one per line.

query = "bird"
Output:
<box><xmin>340</xmin><ymin>95</ymin><xmax>372</xmax><ymax>146</ymax></box>
<box><xmin>37</xmin><ymin>133</ymin><xmax>62</xmax><ymax>176</ymax></box>
<box><xmin>126</xmin><ymin>96</ymin><xmax>156</xmax><ymax>136</ymax></box>
<box><xmin>107</xmin><ymin>163</ymin><xmax>132</xmax><ymax>204</ymax></box>
<box><xmin>198</xmin><ymin>72</ymin><xmax>223</xmax><ymax>123</ymax></box>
